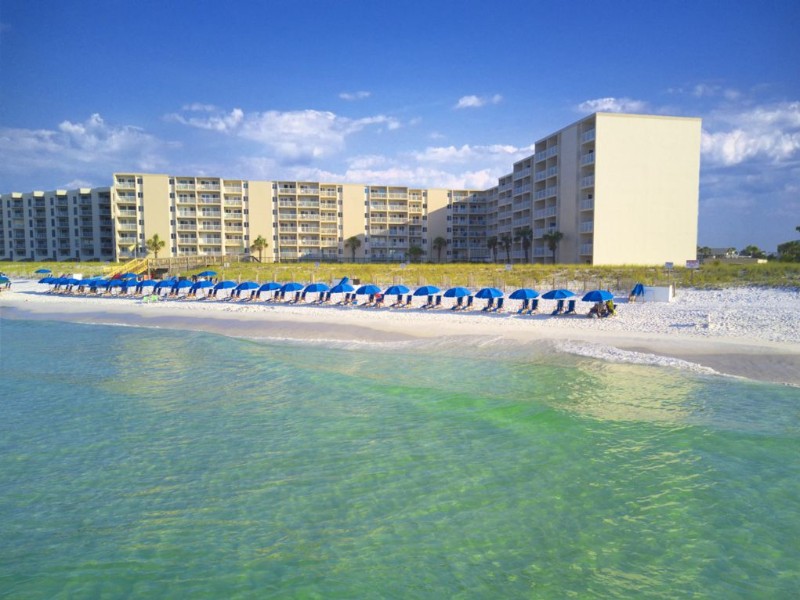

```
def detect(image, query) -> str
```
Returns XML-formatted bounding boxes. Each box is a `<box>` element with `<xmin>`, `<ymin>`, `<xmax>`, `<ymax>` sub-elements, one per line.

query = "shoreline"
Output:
<box><xmin>3</xmin><ymin>281</ymin><xmax>800</xmax><ymax>386</ymax></box>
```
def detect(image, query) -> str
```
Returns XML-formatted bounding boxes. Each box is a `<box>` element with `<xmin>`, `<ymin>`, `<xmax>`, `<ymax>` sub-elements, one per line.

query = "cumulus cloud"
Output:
<box><xmin>701</xmin><ymin>101</ymin><xmax>800</xmax><ymax>166</ymax></box>
<box><xmin>0</xmin><ymin>113</ymin><xmax>174</xmax><ymax>188</ymax></box>
<box><xmin>168</xmin><ymin>106</ymin><xmax>401</xmax><ymax>163</ymax></box>
<box><xmin>577</xmin><ymin>97</ymin><xmax>648</xmax><ymax>114</ymax></box>
<box><xmin>339</xmin><ymin>91</ymin><xmax>371</xmax><ymax>101</ymax></box>
<box><xmin>455</xmin><ymin>94</ymin><xmax>503</xmax><ymax>109</ymax></box>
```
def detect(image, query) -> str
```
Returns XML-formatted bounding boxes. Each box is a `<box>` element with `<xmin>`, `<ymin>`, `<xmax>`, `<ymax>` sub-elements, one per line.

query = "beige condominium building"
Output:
<box><xmin>483</xmin><ymin>112</ymin><xmax>701</xmax><ymax>265</ymax></box>
<box><xmin>1</xmin><ymin>112</ymin><xmax>701</xmax><ymax>265</ymax></box>
<box><xmin>0</xmin><ymin>187</ymin><xmax>114</xmax><ymax>262</ymax></box>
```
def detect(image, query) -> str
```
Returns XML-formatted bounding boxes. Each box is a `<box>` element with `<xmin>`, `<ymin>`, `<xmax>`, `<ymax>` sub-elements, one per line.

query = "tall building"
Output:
<box><xmin>1</xmin><ymin>112</ymin><xmax>701</xmax><ymax>265</ymax></box>
<box><xmin>0</xmin><ymin>187</ymin><xmax>114</xmax><ymax>262</ymax></box>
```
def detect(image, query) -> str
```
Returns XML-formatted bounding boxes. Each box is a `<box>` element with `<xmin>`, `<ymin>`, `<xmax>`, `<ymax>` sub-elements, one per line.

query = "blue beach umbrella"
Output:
<box><xmin>329</xmin><ymin>282</ymin><xmax>355</xmax><ymax>294</ymax></box>
<box><xmin>413</xmin><ymin>285</ymin><xmax>440</xmax><ymax>296</ymax></box>
<box><xmin>541</xmin><ymin>289</ymin><xmax>575</xmax><ymax>300</ymax></box>
<box><xmin>214</xmin><ymin>280</ymin><xmax>237</xmax><ymax>290</ymax></box>
<box><xmin>384</xmin><ymin>284</ymin><xmax>410</xmax><ymax>296</ymax></box>
<box><xmin>197</xmin><ymin>270</ymin><xmax>217</xmax><ymax>277</ymax></box>
<box><xmin>443</xmin><ymin>287</ymin><xmax>471</xmax><ymax>298</ymax></box>
<box><xmin>355</xmin><ymin>284</ymin><xmax>381</xmax><ymax>295</ymax></box>
<box><xmin>0</xmin><ymin>276</ymin><xmax>10</xmax><ymax>285</ymax></box>
<box><xmin>155</xmin><ymin>280</ymin><xmax>174</xmax><ymax>290</ymax></box>
<box><xmin>136</xmin><ymin>280</ymin><xmax>157</xmax><ymax>288</ymax></box>
<box><xmin>280</xmin><ymin>282</ymin><xmax>304</xmax><ymax>293</ymax></box>
<box><xmin>191</xmin><ymin>280</ymin><xmax>214</xmax><ymax>291</ymax></box>
<box><xmin>107</xmin><ymin>279</ymin><xmax>125</xmax><ymax>288</ymax></box>
<box><xmin>304</xmin><ymin>282</ymin><xmax>330</xmax><ymax>293</ymax></box>
<box><xmin>237</xmin><ymin>281</ymin><xmax>260</xmax><ymax>291</ymax></box>
<box><xmin>631</xmin><ymin>283</ymin><xmax>645</xmax><ymax>297</ymax></box>
<box><xmin>475</xmin><ymin>287</ymin><xmax>503</xmax><ymax>299</ymax></box>
<box><xmin>259</xmin><ymin>282</ymin><xmax>281</xmax><ymax>291</ymax></box>
<box><xmin>174</xmin><ymin>280</ymin><xmax>194</xmax><ymax>289</ymax></box>
<box><xmin>35</xmin><ymin>268</ymin><xmax>52</xmax><ymax>274</ymax></box>
<box><xmin>38</xmin><ymin>276</ymin><xmax>55</xmax><ymax>284</ymax></box>
<box><xmin>509</xmin><ymin>288</ymin><xmax>539</xmax><ymax>300</ymax></box>
<box><xmin>582</xmin><ymin>290</ymin><xmax>614</xmax><ymax>303</ymax></box>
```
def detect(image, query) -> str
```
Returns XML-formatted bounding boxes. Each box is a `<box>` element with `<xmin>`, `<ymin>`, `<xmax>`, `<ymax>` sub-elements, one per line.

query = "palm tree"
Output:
<box><xmin>432</xmin><ymin>237</ymin><xmax>447</xmax><ymax>262</ymax></box>
<box><xmin>499</xmin><ymin>234</ymin><xmax>513</xmax><ymax>263</ymax></box>
<box><xmin>250</xmin><ymin>235</ymin><xmax>268</xmax><ymax>262</ymax></box>
<box><xmin>146</xmin><ymin>233</ymin><xmax>166</xmax><ymax>260</ymax></box>
<box><xmin>542</xmin><ymin>230</ymin><xmax>563</xmax><ymax>264</ymax></box>
<box><xmin>514</xmin><ymin>226</ymin><xmax>533</xmax><ymax>263</ymax></box>
<box><xmin>407</xmin><ymin>245</ymin><xmax>425</xmax><ymax>263</ymax></box>
<box><xmin>487</xmin><ymin>236</ymin><xmax>498</xmax><ymax>263</ymax></box>
<box><xmin>345</xmin><ymin>236</ymin><xmax>361</xmax><ymax>262</ymax></box>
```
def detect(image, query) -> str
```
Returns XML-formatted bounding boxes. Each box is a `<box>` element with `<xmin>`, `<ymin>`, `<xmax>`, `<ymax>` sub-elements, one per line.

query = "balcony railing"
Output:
<box><xmin>580</xmin><ymin>221</ymin><xmax>594</xmax><ymax>233</ymax></box>
<box><xmin>581</xmin><ymin>175</ymin><xmax>595</xmax><ymax>188</ymax></box>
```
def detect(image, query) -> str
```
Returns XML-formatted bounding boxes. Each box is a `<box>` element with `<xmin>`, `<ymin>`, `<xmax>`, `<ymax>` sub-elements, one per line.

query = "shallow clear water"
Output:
<box><xmin>1</xmin><ymin>318</ymin><xmax>799</xmax><ymax>598</ymax></box>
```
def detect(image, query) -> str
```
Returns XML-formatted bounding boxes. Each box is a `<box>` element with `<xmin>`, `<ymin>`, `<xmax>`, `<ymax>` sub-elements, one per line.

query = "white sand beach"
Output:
<box><xmin>2</xmin><ymin>280</ymin><xmax>799</xmax><ymax>386</ymax></box>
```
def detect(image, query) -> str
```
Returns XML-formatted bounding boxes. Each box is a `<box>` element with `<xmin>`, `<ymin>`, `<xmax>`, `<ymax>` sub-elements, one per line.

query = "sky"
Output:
<box><xmin>1</xmin><ymin>0</ymin><xmax>798</xmax><ymax>251</ymax></box>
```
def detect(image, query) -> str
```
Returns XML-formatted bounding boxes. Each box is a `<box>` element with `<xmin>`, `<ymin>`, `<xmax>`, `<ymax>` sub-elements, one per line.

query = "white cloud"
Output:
<box><xmin>412</xmin><ymin>143</ymin><xmax>534</xmax><ymax>165</ymax></box>
<box><xmin>0</xmin><ymin>113</ymin><xmax>174</xmax><ymax>188</ymax></box>
<box><xmin>577</xmin><ymin>97</ymin><xmax>648</xmax><ymax>114</ymax></box>
<box><xmin>701</xmin><ymin>101</ymin><xmax>800</xmax><ymax>166</ymax></box>
<box><xmin>455</xmin><ymin>94</ymin><xmax>503</xmax><ymax>109</ymax></box>
<box><xmin>168</xmin><ymin>106</ymin><xmax>400</xmax><ymax>163</ymax></box>
<box><xmin>181</xmin><ymin>102</ymin><xmax>217</xmax><ymax>112</ymax></box>
<box><xmin>339</xmin><ymin>91</ymin><xmax>371</xmax><ymax>101</ymax></box>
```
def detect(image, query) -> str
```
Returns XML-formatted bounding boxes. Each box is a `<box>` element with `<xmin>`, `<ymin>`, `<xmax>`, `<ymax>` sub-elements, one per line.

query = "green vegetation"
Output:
<box><xmin>145</xmin><ymin>234</ymin><xmax>166</xmax><ymax>259</ymax></box>
<box><xmin>4</xmin><ymin>260</ymin><xmax>799</xmax><ymax>290</ymax></box>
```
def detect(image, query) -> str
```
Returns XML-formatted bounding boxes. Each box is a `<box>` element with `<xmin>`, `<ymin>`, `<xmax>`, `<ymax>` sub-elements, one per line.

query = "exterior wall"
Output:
<box><xmin>247</xmin><ymin>180</ymin><xmax>274</xmax><ymax>261</ymax></box>
<box><xmin>592</xmin><ymin>113</ymin><xmax>701</xmax><ymax>265</ymax></box>
<box><xmin>340</xmin><ymin>183</ymin><xmax>366</xmax><ymax>262</ymax></box>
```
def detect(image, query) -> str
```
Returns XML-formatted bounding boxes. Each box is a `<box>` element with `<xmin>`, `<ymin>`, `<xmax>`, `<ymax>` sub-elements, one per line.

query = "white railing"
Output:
<box><xmin>581</xmin><ymin>152</ymin><xmax>595</xmax><ymax>165</ymax></box>
<box><xmin>534</xmin><ymin>186</ymin><xmax>557</xmax><ymax>200</ymax></box>
<box><xmin>513</xmin><ymin>166</ymin><xmax>532</xmax><ymax>179</ymax></box>
<box><xmin>581</xmin><ymin>129</ymin><xmax>595</xmax><ymax>143</ymax></box>
<box><xmin>580</xmin><ymin>175</ymin><xmax>595</xmax><ymax>188</ymax></box>
<box><xmin>580</xmin><ymin>221</ymin><xmax>594</xmax><ymax>233</ymax></box>
<box><xmin>580</xmin><ymin>199</ymin><xmax>595</xmax><ymax>210</ymax></box>
<box><xmin>580</xmin><ymin>243</ymin><xmax>594</xmax><ymax>255</ymax></box>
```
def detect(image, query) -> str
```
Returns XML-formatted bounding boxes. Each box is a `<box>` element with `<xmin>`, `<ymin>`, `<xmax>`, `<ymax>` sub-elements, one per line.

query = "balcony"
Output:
<box><xmin>580</xmin><ymin>199</ymin><xmax>594</xmax><ymax>211</ymax></box>
<box><xmin>224</xmin><ymin>196</ymin><xmax>242</xmax><ymax>205</ymax></box>
<box><xmin>513</xmin><ymin>166</ymin><xmax>532</xmax><ymax>180</ymax></box>
<box><xmin>580</xmin><ymin>221</ymin><xmax>594</xmax><ymax>233</ymax></box>
<box><xmin>534</xmin><ymin>146</ymin><xmax>558</xmax><ymax>162</ymax></box>
<box><xmin>580</xmin><ymin>243</ymin><xmax>594</xmax><ymax>255</ymax></box>
<box><xmin>320</xmin><ymin>188</ymin><xmax>337</xmax><ymax>197</ymax></box>
<box><xmin>581</xmin><ymin>152</ymin><xmax>595</xmax><ymax>165</ymax></box>
<box><xmin>298</xmin><ymin>187</ymin><xmax>319</xmax><ymax>195</ymax></box>
<box><xmin>116</xmin><ymin>179</ymin><xmax>136</xmax><ymax>188</ymax></box>
<box><xmin>533</xmin><ymin>207</ymin><xmax>557</xmax><ymax>219</ymax></box>
<box><xmin>224</xmin><ymin>186</ymin><xmax>243</xmax><ymax>193</ymax></box>
<box><xmin>581</xmin><ymin>129</ymin><xmax>596</xmax><ymax>143</ymax></box>
<box><xmin>580</xmin><ymin>175</ymin><xmax>595</xmax><ymax>188</ymax></box>
<box><xmin>534</xmin><ymin>186</ymin><xmax>557</xmax><ymax>200</ymax></box>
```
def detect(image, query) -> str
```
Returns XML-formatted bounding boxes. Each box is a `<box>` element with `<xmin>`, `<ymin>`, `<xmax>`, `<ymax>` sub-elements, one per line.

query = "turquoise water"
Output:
<box><xmin>1</xmin><ymin>318</ymin><xmax>799</xmax><ymax>598</ymax></box>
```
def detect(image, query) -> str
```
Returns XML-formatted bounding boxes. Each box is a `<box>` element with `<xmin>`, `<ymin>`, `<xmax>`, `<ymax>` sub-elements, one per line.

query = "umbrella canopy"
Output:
<box><xmin>259</xmin><ymin>282</ymin><xmax>281</xmax><ymax>292</ymax></box>
<box><xmin>384</xmin><ymin>284</ymin><xmax>410</xmax><ymax>296</ymax></box>
<box><xmin>355</xmin><ymin>284</ymin><xmax>381</xmax><ymax>295</ymax></box>
<box><xmin>214</xmin><ymin>280</ymin><xmax>237</xmax><ymax>290</ymax></box>
<box><xmin>582</xmin><ymin>289</ymin><xmax>614</xmax><ymax>302</ymax></box>
<box><xmin>197</xmin><ymin>270</ymin><xmax>217</xmax><ymax>277</ymax></box>
<box><xmin>541</xmin><ymin>289</ymin><xmax>575</xmax><ymax>300</ymax></box>
<box><xmin>106</xmin><ymin>279</ymin><xmax>125</xmax><ymax>288</ymax></box>
<box><xmin>236</xmin><ymin>281</ymin><xmax>260</xmax><ymax>291</ymax></box>
<box><xmin>136</xmin><ymin>280</ymin><xmax>157</xmax><ymax>288</ymax></box>
<box><xmin>329</xmin><ymin>282</ymin><xmax>355</xmax><ymax>294</ymax></box>
<box><xmin>191</xmin><ymin>280</ymin><xmax>214</xmax><ymax>290</ymax></box>
<box><xmin>475</xmin><ymin>287</ymin><xmax>503</xmax><ymax>299</ymax></box>
<box><xmin>304</xmin><ymin>282</ymin><xmax>330</xmax><ymax>293</ymax></box>
<box><xmin>280</xmin><ymin>282</ymin><xmax>304</xmax><ymax>293</ymax></box>
<box><xmin>443</xmin><ymin>287</ymin><xmax>471</xmax><ymax>298</ymax></box>
<box><xmin>631</xmin><ymin>283</ymin><xmax>645</xmax><ymax>297</ymax></box>
<box><xmin>35</xmin><ymin>268</ymin><xmax>52</xmax><ymax>274</ymax></box>
<box><xmin>0</xmin><ymin>276</ymin><xmax>9</xmax><ymax>285</ymax></box>
<box><xmin>414</xmin><ymin>285</ymin><xmax>440</xmax><ymax>296</ymax></box>
<box><xmin>174</xmin><ymin>280</ymin><xmax>194</xmax><ymax>290</ymax></box>
<box><xmin>509</xmin><ymin>288</ymin><xmax>539</xmax><ymax>300</ymax></box>
<box><xmin>38</xmin><ymin>276</ymin><xmax>55</xmax><ymax>284</ymax></box>
<box><xmin>155</xmin><ymin>280</ymin><xmax>174</xmax><ymax>289</ymax></box>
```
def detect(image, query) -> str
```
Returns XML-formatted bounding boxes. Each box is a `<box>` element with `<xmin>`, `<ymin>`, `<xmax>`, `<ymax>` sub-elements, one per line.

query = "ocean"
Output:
<box><xmin>1</xmin><ymin>317</ymin><xmax>799</xmax><ymax>598</ymax></box>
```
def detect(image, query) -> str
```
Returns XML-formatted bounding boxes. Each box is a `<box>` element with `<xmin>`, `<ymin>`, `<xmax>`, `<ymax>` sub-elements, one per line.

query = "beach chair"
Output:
<box><xmin>421</xmin><ymin>295</ymin><xmax>434</xmax><ymax>309</ymax></box>
<box><xmin>432</xmin><ymin>295</ymin><xmax>443</xmax><ymax>309</ymax></box>
<box><xmin>321</xmin><ymin>291</ymin><xmax>332</xmax><ymax>304</ymax></box>
<box><xmin>482</xmin><ymin>297</ymin><xmax>495</xmax><ymax>312</ymax></box>
<box><xmin>462</xmin><ymin>296</ymin><xmax>474</xmax><ymax>311</ymax></box>
<box><xmin>551</xmin><ymin>299</ymin><xmax>564</xmax><ymax>315</ymax></box>
<box><xmin>517</xmin><ymin>299</ymin><xmax>530</xmax><ymax>314</ymax></box>
<box><xmin>529</xmin><ymin>299</ymin><xmax>539</xmax><ymax>314</ymax></box>
<box><xmin>451</xmin><ymin>297</ymin><xmax>464</xmax><ymax>311</ymax></box>
<box><xmin>564</xmin><ymin>299</ymin><xmax>576</xmax><ymax>315</ymax></box>
<box><xmin>492</xmin><ymin>298</ymin><xmax>505</xmax><ymax>313</ymax></box>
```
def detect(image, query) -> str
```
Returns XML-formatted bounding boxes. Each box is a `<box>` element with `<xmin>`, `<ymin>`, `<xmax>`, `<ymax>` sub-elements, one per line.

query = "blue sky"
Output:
<box><xmin>1</xmin><ymin>0</ymin><xmax>798</xmax><ymax>251</ymax></box>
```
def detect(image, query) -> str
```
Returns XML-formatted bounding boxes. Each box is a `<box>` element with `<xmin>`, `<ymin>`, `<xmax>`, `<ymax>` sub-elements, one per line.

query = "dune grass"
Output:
<box><xmin>3</xmin><ymin>259</ymin><xmax>799</xmax><ymax>291</ymax></box>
